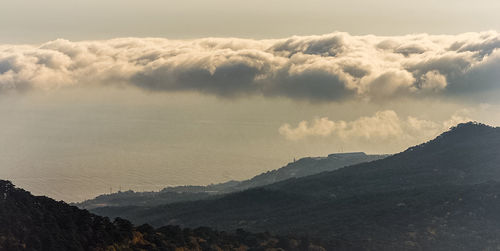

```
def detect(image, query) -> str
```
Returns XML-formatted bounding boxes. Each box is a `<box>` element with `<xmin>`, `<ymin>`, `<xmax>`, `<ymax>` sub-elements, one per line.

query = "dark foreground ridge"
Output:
<box><xmin>0</xmin><ymin>180</ymin><xmax>330</xmax><ymax>251</ymax></box>
<box><xmin>94</xmin><ymin>122</ymin><xmax>500</xmax><ymax>250</ymax></box>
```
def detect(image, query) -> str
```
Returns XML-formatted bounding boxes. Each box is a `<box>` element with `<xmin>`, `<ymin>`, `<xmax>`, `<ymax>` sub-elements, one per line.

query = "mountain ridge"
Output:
<box><xmin>76</xmin><ymin>152</ymin><xmax>387</xmax><ymax>209</ymax></box>
<box><xmin>0</xmin><ymin>179</ymin><xmax>333</xmax><ymax>250</ymax></box>
<box><xmin>92</xmin><ymin>122</ymin><xmax>500</xmax><ymax>250</ymax></box>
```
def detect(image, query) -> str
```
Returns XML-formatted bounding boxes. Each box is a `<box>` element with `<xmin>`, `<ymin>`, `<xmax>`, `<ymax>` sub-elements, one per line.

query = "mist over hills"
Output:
<box><xmin>93</xmin><ymin>122</ymin><xmax>500</xmax><ymax>250</ymax></box>
<box><xmin>76</xmin><ymin>152</ymin><xmax>386</xmax><ymax>209</ymax></box>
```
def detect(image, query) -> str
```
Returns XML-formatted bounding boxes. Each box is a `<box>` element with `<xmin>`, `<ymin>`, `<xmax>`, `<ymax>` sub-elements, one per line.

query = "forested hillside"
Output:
<box><xmin>76</xmin><ymin>152</ymin><xmax>385</xmax><ymax>209</ymax></box>
<box><xmin>0</xmin><ymin>180</ymin><xmax>329</xmax><ymax>251</ymax></box>
<box><xmin>94</xmin><ymin>122</ymin><xmax>500</xmax><ymax>250</ymax></box>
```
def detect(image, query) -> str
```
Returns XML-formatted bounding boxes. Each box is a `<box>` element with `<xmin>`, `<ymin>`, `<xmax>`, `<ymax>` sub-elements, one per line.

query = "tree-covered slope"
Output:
<box><xmin>76</xmin><ymin>152</ymin><xmax>386</xmax><ymax>209</ymax></box>
<box><xmin>93</xmin><ymin>122</ymin><xmax>500</xmax><ymax>250</ymax></box>
<box><xmin>0</xmin><ymin>180</ymin><xmax>330</xmax><ymax>251</ymax></box>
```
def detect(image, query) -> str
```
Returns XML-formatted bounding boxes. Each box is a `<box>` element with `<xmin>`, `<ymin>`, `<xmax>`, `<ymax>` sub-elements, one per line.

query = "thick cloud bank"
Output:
<box><xmin>1</xmin><ymin>31</ymin><xmax>500</xmax><ymax>101</ymax></box>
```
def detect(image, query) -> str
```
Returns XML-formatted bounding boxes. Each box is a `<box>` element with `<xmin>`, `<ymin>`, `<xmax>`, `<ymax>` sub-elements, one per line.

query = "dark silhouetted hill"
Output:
<box><xmin>0</xmin><ymin>180</ymin><xmax>330</xmax><ymax>250</ymax></box>
<box><xmin>93</xmin><ymin>122</ymin><xmax>500</xmax><ymax>250</ymax></box>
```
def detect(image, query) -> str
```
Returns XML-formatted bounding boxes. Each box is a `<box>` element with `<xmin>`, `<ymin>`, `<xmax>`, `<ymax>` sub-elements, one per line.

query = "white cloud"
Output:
<box><xmin>279</xmin><ymin>110</ymin><xmax>472</xmax><ymax>141</ymax></box>
<box><xmin>420</xmin><ymin>70</ymin><xmax>447</xmax><ymax>92</ymax></box>
<box><xmin>278</xmin><ymin>117</ymin><xmax>345</xmax><ymax>141</ymax></box>
<box><xmin>1</xmin><ymin>32</ymin><xmax>500</xmax><ymax>102</ymax></box>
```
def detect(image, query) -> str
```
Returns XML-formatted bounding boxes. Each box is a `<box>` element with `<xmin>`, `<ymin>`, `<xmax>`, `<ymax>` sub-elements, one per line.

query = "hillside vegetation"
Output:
<box><xmin>76</xmin><ymin>152</ymin><xmax>385</xmax><ymax>209</ymax></box>
<box><xmin>0</xmin><ymin>180</ymin><xmax>328</xmax><ymax>251</ymax></box>
<box><xmin>94</xmin><ymin>122</ymin><xmax>500</xmax><ymax>250</ymax></box>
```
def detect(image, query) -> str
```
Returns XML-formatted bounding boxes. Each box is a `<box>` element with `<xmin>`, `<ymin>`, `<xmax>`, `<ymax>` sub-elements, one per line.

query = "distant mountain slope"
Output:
<box><xmin>0</xmin><ymin>180</ymin><xmax>329</xmax><ymax>251</ymax></box>
<box><xmin>76</xmin><ymin>152</ymin><xmax>386</xmax><ymax>209</ymax></box>
<box><xmin>266</xmin><ymin>122</ymin><xmax>500</xmax><ymax>199</ymax></box>
<box><xmin>93</xmin><ymin>122</ymin><xmax>500</xmax><ymax>250</ymax></box>
<box><xmin>233</xmin><ymin>152</ymin><xmax>387</xmax><ymax>191</ymax></box>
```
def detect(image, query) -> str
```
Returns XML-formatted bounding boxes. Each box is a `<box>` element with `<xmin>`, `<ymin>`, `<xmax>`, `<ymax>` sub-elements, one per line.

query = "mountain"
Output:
<box><xmin>233</xmin><ymin>152</ymin><xmax>388</xmax><ymax>191</ymax></box>
<box><xmin>0</xmin><ymin>179</ymin><xmax>329</xmax><ymax>250</ymax></box>
<box><xmin>76</xmin><ymin>152</ymin><xmax>386</xmax><ymax>209</ymax></box>
<box><xmin>93</xmin><ymin>122</ymin><xmax>500</xmax><ymax>250</ymax></box>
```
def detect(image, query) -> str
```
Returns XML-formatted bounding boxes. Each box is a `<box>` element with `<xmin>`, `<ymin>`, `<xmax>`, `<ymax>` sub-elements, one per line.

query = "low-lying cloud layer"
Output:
<box><xmin>279</xmin><ymin>110</ymin><xmax>471</xmax><ymax>141</ymax></box>
<box><xmin>1</xmin><ymin>31</ymin><xmax>500</xmax><ymax>102</ymax></box>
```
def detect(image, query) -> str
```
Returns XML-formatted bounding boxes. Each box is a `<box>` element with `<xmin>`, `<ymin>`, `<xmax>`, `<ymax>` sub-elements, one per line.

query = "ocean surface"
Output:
<box><xmin>0</xmin><ymin>89</ymin><xmax>408</xmax><ymax>202</ymax></box>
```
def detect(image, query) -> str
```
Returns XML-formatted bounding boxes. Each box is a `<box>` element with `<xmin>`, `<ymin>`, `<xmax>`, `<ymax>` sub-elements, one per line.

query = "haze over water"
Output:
<box><xmin>2</xmin><ymin>0</ymin><xmax>500</xmax><ymax>202</ymax></box>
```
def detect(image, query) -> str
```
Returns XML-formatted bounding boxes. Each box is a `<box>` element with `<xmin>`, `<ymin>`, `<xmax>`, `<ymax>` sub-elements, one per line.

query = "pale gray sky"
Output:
<box><xmin>1</xmin><ymin>0</ymin><xmax>499</xmax><ymax>43</ymax></box>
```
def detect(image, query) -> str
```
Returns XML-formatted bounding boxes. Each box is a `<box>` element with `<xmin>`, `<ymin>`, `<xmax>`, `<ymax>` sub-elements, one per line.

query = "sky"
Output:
<box><xmin>1</xmin><ymin>0</ymin><xmax>500</xmax><ymax>202</ymax></box>
<box><xmin>2</xmin><ymin>0</ymin><xmax>500</xmax><ymax>43</ymax></box>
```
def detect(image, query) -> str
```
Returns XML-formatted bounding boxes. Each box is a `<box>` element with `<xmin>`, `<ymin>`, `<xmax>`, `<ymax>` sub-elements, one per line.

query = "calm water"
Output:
<box><xmin>0</xmin><ymin>89</ymin><xmax>431</xmax><ymax>202</ymax></box>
